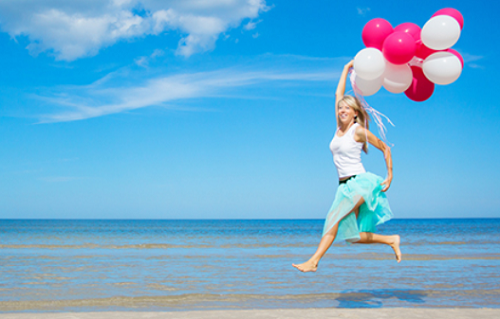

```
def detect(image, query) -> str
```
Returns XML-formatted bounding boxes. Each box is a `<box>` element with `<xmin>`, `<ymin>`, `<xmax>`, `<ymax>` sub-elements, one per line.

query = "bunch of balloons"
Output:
<box><xmin>353</xmin><ymin>8</ymin><xmax>464</xmax><ymax>102</ymax></box>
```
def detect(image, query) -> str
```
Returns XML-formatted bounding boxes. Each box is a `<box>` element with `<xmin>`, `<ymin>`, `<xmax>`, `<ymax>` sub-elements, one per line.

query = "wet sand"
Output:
<box><xmin>0</xmin><ymin>308</ymin><xmax>499</xmax><ymax>319</ymax></box>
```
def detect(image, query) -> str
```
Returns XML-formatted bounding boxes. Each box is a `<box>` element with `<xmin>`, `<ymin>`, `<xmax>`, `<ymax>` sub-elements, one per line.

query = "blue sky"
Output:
<box><xmin>0</xmin><ymin>0</ymin><xmax>498</xmax><ymax>219</ymax></box>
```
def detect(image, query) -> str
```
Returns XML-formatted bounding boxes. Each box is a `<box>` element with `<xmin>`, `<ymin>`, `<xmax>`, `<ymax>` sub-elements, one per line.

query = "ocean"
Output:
<box><xmin>1</xmin><ymin>219</ymin><xmax>499</xmax><ymax>312</ymax></box>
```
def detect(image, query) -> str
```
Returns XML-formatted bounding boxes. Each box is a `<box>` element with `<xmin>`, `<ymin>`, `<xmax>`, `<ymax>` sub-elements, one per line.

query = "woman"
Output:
<box><xmin>292</xmin><ymin>60</ymin><xmax>401</xmax><ymax>273</ymax></box>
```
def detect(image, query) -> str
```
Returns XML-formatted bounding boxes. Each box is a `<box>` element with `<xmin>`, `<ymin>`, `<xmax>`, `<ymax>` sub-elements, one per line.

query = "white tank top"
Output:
<box><xmin>329</xmin><ymin>123</ymin><xmax>366</xmax><ymax>178</ymax></box>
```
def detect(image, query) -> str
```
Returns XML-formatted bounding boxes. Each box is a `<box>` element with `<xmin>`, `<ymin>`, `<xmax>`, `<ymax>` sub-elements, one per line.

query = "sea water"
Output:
<box><xmin>1</xmin><ymin>219</ymin><xmax>499</xmax><ymax>312</ymax></box>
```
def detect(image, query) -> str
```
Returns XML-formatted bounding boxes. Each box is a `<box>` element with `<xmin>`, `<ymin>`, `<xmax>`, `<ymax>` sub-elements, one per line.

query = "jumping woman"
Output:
<box><xmin>293</xmin><ymin>60</ymin><xmax>401</xmax><ymax>273</ymax></box>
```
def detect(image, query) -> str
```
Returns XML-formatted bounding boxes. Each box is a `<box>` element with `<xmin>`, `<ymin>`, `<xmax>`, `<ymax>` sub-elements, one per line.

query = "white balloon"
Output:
<box><xmin>423</xmin><ymin>51</ymin><xmax>462</xmax><ymax>85</ymax></box>
<box><xmin>354</xmin><ymin>48</ymin><xmax>386</xmax><ymax>80</ymax></box>
<box><xmin>421</xmin><ymin>15</ymin><xmax>461</xmax><ymax>50</ymax></box>
<box><xmin>352</xmin><ymin>72</ymin><xmax>382</xmax><ymax>96</ymax></box>
<box><xmin>382</xmin><ymin>62</ymin><xmax>412</xmax><ymax>94</ymax></box>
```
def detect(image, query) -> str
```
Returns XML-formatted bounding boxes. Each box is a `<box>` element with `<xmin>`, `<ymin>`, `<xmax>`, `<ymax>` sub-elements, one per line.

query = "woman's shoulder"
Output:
<box><xmin>353</xmin><ymin>123</ymin><xmax>367</xmax><ymax>142</ymax></box>
<box><xmin>352</xmin><ymin>123</ymin><xmax>365</xmax><ymax>133</ymax></box>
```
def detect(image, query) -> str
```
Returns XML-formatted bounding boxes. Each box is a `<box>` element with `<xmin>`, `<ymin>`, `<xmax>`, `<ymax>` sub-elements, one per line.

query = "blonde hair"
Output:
<box><xmin>337</xmin><ymin>95</ymin><xmax>370</xmax><ymax>153</ymax></box>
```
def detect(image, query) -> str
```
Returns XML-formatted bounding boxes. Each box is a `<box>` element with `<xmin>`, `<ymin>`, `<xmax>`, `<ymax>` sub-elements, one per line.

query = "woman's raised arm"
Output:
<box><xmin>335</xmin><ymin>60</ymin><xmax>354</xmax><ymax>127</ymax></box>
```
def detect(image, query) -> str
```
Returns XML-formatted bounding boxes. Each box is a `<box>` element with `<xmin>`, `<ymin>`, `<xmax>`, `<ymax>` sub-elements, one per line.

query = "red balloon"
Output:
<box><xmin>432</xmin><ymin>8</ymin><xmax>464</xmax><ymax>30</ymax></box>
<box><xmin>362</xmin><ymin>18</ymin><xmax>394</xmax><ymax>50</ymax></box>
<box><xmin>447</xmin><ymin>48</ymin><xmax>464</xmax><ymax>68</ymax></box>
<box><xmin>382</xmin><ymin>31</ymin><xmax>416</xmax><ymax>65</ymax></box>
<box><xmin>394</xmin><ymin>22</ymin><xmax>421</xmax><ymax>42</ymax></box>
<box><xmin>415</xmin><ymin>40</ymin><xmax>438</xmax><ymax>59</ymax></box>
<box><xmin>405</xmin><ymin>66</ymin><xmax>434</xmax><ymax>102</ymax></box>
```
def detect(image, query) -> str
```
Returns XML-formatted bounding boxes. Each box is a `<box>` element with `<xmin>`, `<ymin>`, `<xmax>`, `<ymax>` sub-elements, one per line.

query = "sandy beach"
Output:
<box><xmin>1</xmin><ymin>308</ymin><xmax>499</xmax><ymax>319</ymax></box>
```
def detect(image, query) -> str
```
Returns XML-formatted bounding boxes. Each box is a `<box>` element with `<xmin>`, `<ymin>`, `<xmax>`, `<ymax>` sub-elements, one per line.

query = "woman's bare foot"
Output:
<box><xmin>390</xmin><ymin>235</ymin><xmax>402</xmax><ymax>263</ymax></box>
<box><xmin>292</xmin><ymin>260</ymin><xmax>318</xmax><ymax>272</ymax></box>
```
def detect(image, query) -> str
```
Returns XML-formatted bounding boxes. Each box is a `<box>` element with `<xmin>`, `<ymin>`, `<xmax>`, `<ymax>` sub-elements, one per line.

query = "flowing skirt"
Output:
<box><xmin>322</xmin><ymin>172</ymin><xmax>393</xmax><ymax>243</ymax></box>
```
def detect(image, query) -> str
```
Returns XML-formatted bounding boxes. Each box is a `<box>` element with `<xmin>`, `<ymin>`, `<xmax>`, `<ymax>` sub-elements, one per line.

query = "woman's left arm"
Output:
<box><xmin>355</xmin><ymin>127</ymin><xmax>393</xmax><ymax>192</ymax></box>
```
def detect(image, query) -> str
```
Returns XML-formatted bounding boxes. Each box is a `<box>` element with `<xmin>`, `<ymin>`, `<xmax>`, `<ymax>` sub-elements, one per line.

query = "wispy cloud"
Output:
<box><xmin>468</xmin><ymin>63</ymin><xmax>484</xmax><ymax>69</ymax></box>
<box><xmin>244</xmin><ymin>21</ymin><xmax>257</xmax><ymax>30</ymax></box>
<box><xmin>135</xmin><ymin>49</ymin><xmax>165</xmax><ymax>68</ymax></box>
<box><xmin>462</xmin><ymin>53</ymin><xmax>483</xmax><ymax>63</ymax></box>
<box><xmin>460</xmin><ymin>52</ymin><xmax>484</xmax><ymax>69</ymax></box>
<box><xmin>0</xmin><ymin>0</ymin><xmax>271</xmax><ymax>60</ymax></box>
<box><xmin>244</xmin><ymin>19</ymin><xmax>262</xmax><ymax>31</ymax></box>
<box><xmin>357</xmin><ymin>7</ymin><xmax>371</xmax><ymax>16</ymax></box>
<box><xmin>36</xmin><ymin>56</ymin><xmax>341</xmax><ymax>123</ymax></box>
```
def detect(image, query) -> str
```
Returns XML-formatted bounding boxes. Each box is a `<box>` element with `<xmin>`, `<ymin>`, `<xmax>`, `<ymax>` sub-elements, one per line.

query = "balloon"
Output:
<box><xmin>394</xmin><ymin>22</ymin><xmax>421</xmax><ymax>41</ymax></box>
<box><xmin>447</xmin><ymin>48</ymin><xmax>464</xmax><ymax>68</ymax></box>
<box><xmin>423</xmin><ymin>51</ymin><xmax>462</xmax><ymax>85</ymax></box>
<box><xmin>415</xmin><ymin>40</ymin><xmax>438</xmax><ymax>59</ymax></box>
<box><xmin>362</xmin><ymin>18</ymin><xmax>394</xmax><ymax>50</ymax></box>
<box><xmin>382</xmin><ymin>62</ymin><xmax>413</xmax><ymax>94</ymax></box>
<box><xmin>352</xmin><ymin>71</ymin><xmax>382</xmax><ymax>96</ymax></box>
<box><xmin>405</xmin><ymin>66</ymin><xmax>434</xmax><ymax>102</ymax></box>
<box><xmin>432</xmin><ymin>8</ymin><xmax>464</xmax><ymax>30</ymax></box>
<box><xmin>421</xmin><ymin>15</ymin><xmax>461</xmax><ymax>50</ymax></box>
<box><xmin>354</xmin><ymin>48</ymin><xmax>386</xmax><ymax>80</ymax></box>
<box><xmin>382</xmin><ymin>31</ymin><xmax>416</xmax><ymax>65</ymax></box>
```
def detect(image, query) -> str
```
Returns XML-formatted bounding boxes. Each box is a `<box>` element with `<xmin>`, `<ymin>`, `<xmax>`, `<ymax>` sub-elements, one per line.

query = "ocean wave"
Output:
<box><xmin>0</xmin><ymin>243</ymin><xmax>317</xmax><ymax>250</ymax></box>
<box><xmin>4</xmin><ymin>240</ymin><xmax>498</xmax><ymax>250</ymax></box>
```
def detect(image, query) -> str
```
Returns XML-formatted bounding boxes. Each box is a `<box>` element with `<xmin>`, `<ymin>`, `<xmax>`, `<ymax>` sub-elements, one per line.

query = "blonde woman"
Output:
<box><xmin>293</xmin><ymin>60</ymin><xmax>401</xmax><ymax>273</ymax></box>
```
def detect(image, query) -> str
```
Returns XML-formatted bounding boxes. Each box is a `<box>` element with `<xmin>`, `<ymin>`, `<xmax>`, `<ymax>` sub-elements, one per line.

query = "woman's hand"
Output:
<box><xmin>381</xmin><ymin>175</ymin><xmax>392</xmax><ymax>192</ymax></box>
<box><xmin>336</xmin><ymin>59</ymin><xmax>355</xmax><ymax>127</ymax></box>
<box><xmin>345</xmin><ymin>60</ymin><xmax>354</xmax><ymax>70</ymax></box>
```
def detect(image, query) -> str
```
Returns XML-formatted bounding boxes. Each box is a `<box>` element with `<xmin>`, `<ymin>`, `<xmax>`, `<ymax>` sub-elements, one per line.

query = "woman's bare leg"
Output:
<box><xmin>352</xmin><ymin>202</ymin><xmax>402</xmax><ymax>262</ymax></box>
<box><xmin>292</xmin><ymin>220</ymin><xmax>340</xmax><ymax>272</ymax></box>
<box><xmin>292</xmin><ymin>197</ymin><xmax>365</xmax><ymax>272</ymax></box>
<box><xmin>354</xmin><ymin>232</ymin><xmax>402</xmax><ymax>262</ymax></box>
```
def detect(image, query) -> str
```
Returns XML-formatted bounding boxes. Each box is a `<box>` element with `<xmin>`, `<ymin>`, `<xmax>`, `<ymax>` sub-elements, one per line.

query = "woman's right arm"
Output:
<box><xmin>335</xmin><ymin>60</ymin><xmax>354</xmax><ymax>127</ymax></box>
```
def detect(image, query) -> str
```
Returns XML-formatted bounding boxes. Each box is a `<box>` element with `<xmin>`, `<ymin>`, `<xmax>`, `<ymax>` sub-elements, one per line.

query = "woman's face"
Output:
<box><xmin>338</xmin><ymin>101</ymin><xmax>358</xmax><ymax>125</ymax></box>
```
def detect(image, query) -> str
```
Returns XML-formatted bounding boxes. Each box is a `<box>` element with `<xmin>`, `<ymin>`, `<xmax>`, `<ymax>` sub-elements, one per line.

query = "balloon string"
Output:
<box><xmin>349</xmin><ymin>70</ymin><xmax>395</xmax><ymax>146</ymax></box>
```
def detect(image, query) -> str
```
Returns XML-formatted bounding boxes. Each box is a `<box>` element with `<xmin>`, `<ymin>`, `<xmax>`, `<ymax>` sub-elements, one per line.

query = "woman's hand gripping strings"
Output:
<box><xmin>335</xmin><ymin>60</ymin><xmax>355</xmax><ymax>127</ymax></box>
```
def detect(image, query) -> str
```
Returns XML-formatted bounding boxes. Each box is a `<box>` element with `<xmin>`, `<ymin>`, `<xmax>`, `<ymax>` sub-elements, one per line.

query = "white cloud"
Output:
<box><xmin>468</xmin><ymin>63</ymin><xmax>484</xmax><ymax>69</ymax></box>
<box><xmin>150</xmin><ymin>49</ymin><xmax>164</xmax><ymax>58</ymax></box>
<box><xmin>459</xmin><ymin>52</ymin><xmax>484</xmax><ymax>69</ymax></box>
<box><xmin>134</xmin><ymin>49</ymin><xmax>164</xmax><ymax>67</ymax></box>
<box><xmin>135</xmin><ymin>56</ymin><xmax>149</xmax><ymax>68</ymax></box>
<box><xmin>357</xmin><ymin>7</ymin><xmax>371</xmax><ymax>16</ymax></box>
<box><xmin>244</xmin><ymin>21</ymin><xmax>256</xmax><ymax>30</ymax></box>
<box><xmin>36</xmin><ymin>56</ymin><xmax>340</xmax><ymax>123</ymax></box>
<box><xmin>0</xmin><ymin>0</ymin><xmax>270</xmax><ymax>60</ymax></box>
<box><xmin>461</xmin><ymin>53</ymin><xmax>483</xmax><ymax>63</ymax></box>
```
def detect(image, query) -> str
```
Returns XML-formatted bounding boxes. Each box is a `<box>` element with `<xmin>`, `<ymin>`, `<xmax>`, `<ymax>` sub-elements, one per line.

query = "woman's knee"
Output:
<box><xmin>354</xmin><ymin>198</ymin><xmax>365</xmax><ymax>218</ymax></box>
<box><xmin>355</xmin><ymin>197</ymin><xmax>365</xmax><ymax>209</ymax></box>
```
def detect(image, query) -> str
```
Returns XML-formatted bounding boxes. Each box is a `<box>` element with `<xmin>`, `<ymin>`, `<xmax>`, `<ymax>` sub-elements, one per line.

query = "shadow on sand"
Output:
<box><xmin>335</xmin><ymin>289</ymin><xmax>427</xmax><ymax>308</ymax></box>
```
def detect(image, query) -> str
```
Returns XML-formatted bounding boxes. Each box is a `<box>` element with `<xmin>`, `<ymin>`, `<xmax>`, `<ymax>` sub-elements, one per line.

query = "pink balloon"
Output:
<box><xmin>432</xmin><ymin>8</ymin><xmax>464</xmax><ymax>30</ymax></box>
<box><xmin>447</xmin><ymin>48</ymin><xmax>464</xmax><ymax>68</ymax></box>
<box><xmin>415</xmin><ymin>40</ymin><xmax>438</xmax><ymax>59</ymax></box>
<box><xmin>394</xmin><ymin>22</ymin><xmax>421</xmax><ymax>42</ymax></box>
<box><xmin>362</xmin><ymin>18</ymin><xmax>394</xmax><ymax>50</ymax></box>
<box><xmin>405</xmin><ymin>66</ymin><xmax>434</xmax><ymax>102</ymax></box>
<box><xmin>382</xmin><ymin>31</ymin><xmax>416</xmax><ymax>65</ymax></box>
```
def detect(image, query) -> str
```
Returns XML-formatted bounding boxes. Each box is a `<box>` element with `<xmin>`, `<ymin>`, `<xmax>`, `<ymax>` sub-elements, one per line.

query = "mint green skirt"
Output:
<box><xmin>322</xmin><ymin>172</ymin><xmax>393</xmax><ymax>243</ymax></box>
